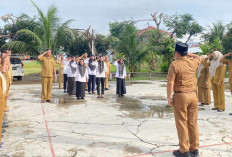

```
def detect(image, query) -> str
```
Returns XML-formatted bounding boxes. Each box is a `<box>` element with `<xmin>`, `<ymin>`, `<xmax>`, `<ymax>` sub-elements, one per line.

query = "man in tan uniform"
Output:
<box><xmin>104</xmin><ymin>56</ymin><xmax>111</xmax><ymax>90</ymax></box>
<box><xmin>220</xmin><ymin>52</ymin><xmax>232</xmax><ymax>115</ymax></box>
<box><xmin>0</xmin><ymin>48</ymin><xmax>8</xmax><ymax>149</ymax></box>
<box><xmin>167</xmin><ymin>43</ymin><xmax>201</xmax><ymax>157</ymax></box>
<box><xmin>38</xmin><ymin>49</ymin><xmax>56</xmax><ymax>103</ymax></box>
<box><xmin>56</xmin><ymin>55</ymin><xmax>64</xmax><ymax>89</ymax></box>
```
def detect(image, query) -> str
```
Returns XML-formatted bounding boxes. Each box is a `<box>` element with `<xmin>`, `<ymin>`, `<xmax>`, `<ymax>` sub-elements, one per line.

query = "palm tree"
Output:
<box><xmin>117</xmin><ymin>24</ymin><xmax>147</xmax><ymax>73</ymax></box>
<box><xmin>3</xmin><ymin>0</ymin><xmax>74</xmax><ymax>54</ymax></box>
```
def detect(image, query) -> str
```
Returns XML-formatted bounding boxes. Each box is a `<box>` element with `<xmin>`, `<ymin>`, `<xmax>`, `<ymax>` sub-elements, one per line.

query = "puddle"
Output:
<box><xmin>54</xmin><ymin>97</ymin><xmax>85</xmax><ymax>108</ymax></box>
<box><xmin>114</xmin><ymin>96</ymin><xmax>206</xmax><ymax>119</ymax></box>
<box><xmin>114</xmin><ymin>96</ymin><xmax>173</xmax><ymax>119</ymax></box>
<box><xmin>126</xmin><ymin>81</ymin><xmax>153</xmax><ymax>86</ymax></box>
<box><xmin>124</xmin><ymin>144</ymin><xmax>143</xmax><ymax>154</ymax></box>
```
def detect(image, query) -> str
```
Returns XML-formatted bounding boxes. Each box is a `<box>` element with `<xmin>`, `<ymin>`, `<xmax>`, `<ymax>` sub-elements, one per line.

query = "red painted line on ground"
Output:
<box><xmin>123</xmin><ymin>141</ymin><xmax>232</xmax><ymax>157</ymax></box>
<box><xmin>41</xmin><ymin>103</ymin><xmax>56</xmax><ymax>157</ymax></box>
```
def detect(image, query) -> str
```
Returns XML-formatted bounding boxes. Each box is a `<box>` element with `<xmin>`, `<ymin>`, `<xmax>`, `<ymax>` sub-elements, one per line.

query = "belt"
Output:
<box><xmin>174</xmin><ymin>90</ymin><xmax>195</xmax><ymax>93</ymax></box>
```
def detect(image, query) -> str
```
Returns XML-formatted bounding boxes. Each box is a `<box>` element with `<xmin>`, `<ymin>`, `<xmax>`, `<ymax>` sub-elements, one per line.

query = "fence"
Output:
<box><xmin>110</xmin><ymin>72</ymin><xmax>168</xmax><ymax>81</ymax></box>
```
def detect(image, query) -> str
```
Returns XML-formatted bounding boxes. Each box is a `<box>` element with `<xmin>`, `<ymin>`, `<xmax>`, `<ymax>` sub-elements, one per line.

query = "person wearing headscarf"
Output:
<box><xmin>204</xmin><ymin>51</ymin><xmax>226</xmax><ymax>112</ymax></box>
<box><xmin>95</xmin><ymin>56</ymin><xmax>108</xmax><ymax>98</ymax></box>
<box><xmin>88</xmin><ymin>54</ymin><xmax>96</xmax><ymax>94</ymax></box>
<box><xmin>197</xmin><ymin>55</ymin><xmax>211</xmax><ymax>106</ymax></box>
<box><xmin>220</xmin><ymin>52</ymin><xmax>232</xmax><ymax>115</ymax></box>
<box><xmin>114</xmin><ymin>58</ymin><xmax>127</xmax><ymax>97</ymax></box>
<box><xmin>67</xmin><ymin>56</ymin><xmax>77</xmax><ymax>95</ymax></box>
<box><xmin>72</xmin><ymin>59</ymin><xmax>88</xmax><ymax>100</ymax></box>
<box><xmin>63</xmin><ymin>54</ymin><xmax>71</xmax><ymax>93</ymax></box>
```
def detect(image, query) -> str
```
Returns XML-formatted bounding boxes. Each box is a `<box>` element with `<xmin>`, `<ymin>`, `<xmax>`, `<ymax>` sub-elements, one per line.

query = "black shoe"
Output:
<box><xmin>64</xmin><ymin>91</ymin><xmax>66</xmax><ymax>93</ymax></box>
<box><xmin>88</xmin><ymin>92</ymin><xmax>91</xmax><ymax>94</ymax></box>
<box><xmin>1</xmin><ymin>129</ymin><xmax>6</xmax><ymax>134</ymax></box>
<box><xmin>92</xmin><ymin>92</ymin><xmax>95</xmax><ymax>94</ymax></box>
<box><xmin>2</xmin><ymin>123</ymin><xmax>8</xmax><ymax>128</ymax></box>
<box><xmin>121</xmin><ymin>94</ymin><xmax>125</xmax><ymax>97</ymax></box>
<box><xmin>81</xmin><ymin>97</ymin><xmax>85</xmax><ymax>100</ymax></box>
<box><xmin>212</xmin><ymin>108</ymin><xmax>219</xmax><ymax>110</ymax></box>
<box><xmin>229</xmin><ymin>113</ymin><xmax>232</xmax><ymax>115</ymax></box>
<box><xmin>77</xmin><ymin>97</ymin><xmax>80</xmax><ymax>100</ymax></box>
<box><xmin>217</xmin><ymin>109</ymin><xmax>224</xmax><ymax>112</ymax></box>
<box><xmin>105</xmin><ymin>88</ymin><xmax>109</xmax><ymax>90</ymax></box>
<box><xmin>46</xmin><ymin>99</ymin><xmax>52</xmax><ymax>103</ymax></box>
<box><xmin>173</xmin><ymin>150</ymin><xmax>191</xmax><ymax>157</ymax></box>
<box><xmin>41</xmin><ymin>100</ymin><xmax>46</xmax><ymax>103</ymax></box>
<box><xmin>190</xmin><ymin>149</ymin><xmax>199</xmax><ymax>157</ymax></box>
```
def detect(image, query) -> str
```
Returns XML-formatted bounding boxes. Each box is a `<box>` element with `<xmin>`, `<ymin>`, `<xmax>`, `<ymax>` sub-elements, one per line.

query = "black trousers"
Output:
<box><xmin>88</xmin><ymin>75</ymin><xmax>96</xmax><ymax>92</ymax></box>
<box><xmin>76</xmin><ymin>81</ymin><xmax>85</xmax><ymax>98</ymax></box>
<box><xmin>96</xmin><ymin>77</ymin><xmax>105</xmax><ymax>95</ymax></box>
<box><xmin>67</xmin><ymin>77</ymin><xmax>76</xmax><ymax>95</ymax></box>
<box><xmin>116</xmin><ymin>78</ymin><xmax>126</xmax><ymax>95</ymax></box>
<box><xmin>63</xmin><ymin>74</ymin><xmax>68</xmax><ymax>91</ymax></box>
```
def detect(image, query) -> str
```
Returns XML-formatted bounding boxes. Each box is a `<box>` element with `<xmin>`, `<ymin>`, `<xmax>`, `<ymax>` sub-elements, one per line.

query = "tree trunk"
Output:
<box><xmin>185</xmin><ymin>34</ymin><xmax>192</xmax><ymax>43</ymax></box>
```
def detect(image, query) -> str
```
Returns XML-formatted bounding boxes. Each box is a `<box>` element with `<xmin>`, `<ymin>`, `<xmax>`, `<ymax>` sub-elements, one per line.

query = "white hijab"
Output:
<box><xmin>0</xmin><ymin>71</ymin><xmax>7</xmax><ymax>94</ymax></box>
<box><xmin>209</xmin><ymin>51</ymin><xmax>223</xmax><ymax>77</ymax></box>
<box><xmin>197</xmin><ymin>55</ymin><xmax>207</xmax><ymax>79</ymax></box>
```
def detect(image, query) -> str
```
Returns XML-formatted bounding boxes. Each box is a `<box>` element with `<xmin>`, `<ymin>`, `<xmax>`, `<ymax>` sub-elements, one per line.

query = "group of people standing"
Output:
<box><xmin>0</xmin><ymin>48</ymin><xmax>13</xmax><ymax>150</ymax></box>
<box><xmin>38</xmin><ymin>50</ymin><xmax>127</xmax><ymax>102</ymax></box>
<box><xmin>197</xmin><ymin>51</ymin><xmax>232</xmax><ymax>114</ymax></box>
<box><xmin>167</xmin><ymin>42</ymin><xmax>232</xmax><ymax>157</ymax></box>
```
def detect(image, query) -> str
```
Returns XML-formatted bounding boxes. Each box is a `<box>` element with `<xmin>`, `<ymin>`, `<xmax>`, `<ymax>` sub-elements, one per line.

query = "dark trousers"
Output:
<box><xmin>116</xmin><ymin>78</ymin><xmax>126</xmax><ymax>95</ymax></box>
<box><xmin>63</xmin><ymin>74</ymin><xmax>68</xmax><ymax>91</ymax></box>
<box><xmin>88</xmin><ymin>75</ymin><xmax>96</xmax><ymax>93</ymax></box>
<box><xmin>76</xmin><ymin>81</ymin><xmax>86</xmax><ymax>98</ymax></box>
<box><xmin>96</xmin><ymin>77</ymin><xmax>105</xmax><ymax>95</ymax></box>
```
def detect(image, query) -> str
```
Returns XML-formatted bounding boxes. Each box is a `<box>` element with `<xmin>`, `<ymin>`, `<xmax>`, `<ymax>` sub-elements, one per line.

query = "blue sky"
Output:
<box><xmin>1</xmin><ymin>0</ymin><xmax>232</xmax><ymax>37</ymax></box>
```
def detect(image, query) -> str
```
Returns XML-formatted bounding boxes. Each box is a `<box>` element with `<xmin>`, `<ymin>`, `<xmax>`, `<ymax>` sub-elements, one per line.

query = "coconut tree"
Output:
<box><xmin>2</xmin><ymin>0</ymin><xmax>74</xmax><ymax>54</ymax></box>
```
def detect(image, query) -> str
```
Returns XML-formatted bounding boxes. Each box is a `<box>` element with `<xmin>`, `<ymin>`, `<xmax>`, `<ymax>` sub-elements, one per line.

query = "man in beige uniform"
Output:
<box><xmin>38</xmin><ymin>49</ymin><xmax>56</xmax><ymax>103</ymax></box>
<box><xmin>56</xmin><ymin>55</ymin><xmax>64</xmax><ymax>89</ymax></box>
<box><xmin>104</xmin><ymin>56</ymin><xmax>111</xmax><ymax>90</ymax></box>
<box><xmin>220</xmin><ymin>52</ymin><xmax>232</xmax><ymax>115</ymax></box>
<box><xmin>167</xmin><ymin>43</ymin><xmax>201</xmax><ymax>157</ymax></box>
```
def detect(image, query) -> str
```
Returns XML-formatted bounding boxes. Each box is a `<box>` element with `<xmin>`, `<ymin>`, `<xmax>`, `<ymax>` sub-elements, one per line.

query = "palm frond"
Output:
<box><xmin>2</xmin><ymin>41</ymin><xmax>31</xmax><ymax>52</ymax></box>
<box><xmin>17</xmin><ymin>29</ymin><xmax>42</xmax><ymax>46</ymax></box>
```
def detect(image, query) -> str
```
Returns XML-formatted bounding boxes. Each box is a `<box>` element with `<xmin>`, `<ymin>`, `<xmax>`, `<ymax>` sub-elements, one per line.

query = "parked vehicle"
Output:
<box><xmin>10</xmin><ymin>57</ymin><xmax>24</xmax><ymax>80</ymax></box>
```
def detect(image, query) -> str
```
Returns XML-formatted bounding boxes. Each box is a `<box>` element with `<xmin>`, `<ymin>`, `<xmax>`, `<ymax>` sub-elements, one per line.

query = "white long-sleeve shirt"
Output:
<box><xmin>88</xmin><ymin>60</ymin><xmax>97</xmax><ymax>75</ymax></box>
<box><xmin>114</xmin><ymin>61</ymin><xmax>127</xmax><ymax>79</ymax></box>
<box><xmin>94</xmin><ymin>62</ymin><xmax>108</xmax><ymax>78</ymax></box>
<box><xmin>72</xmin><ymin>63</ymin><xmax>89</xmax><ymax>82</ymax></box>
<box><xmin>67</xmin><ymin>62</ymin><xmax>76</xmax><ymax>77</ymax></box>
<box><xmin>63</xmin><ymin>60</ymin><xmax>70</xmax><ymax>74</ymax></box>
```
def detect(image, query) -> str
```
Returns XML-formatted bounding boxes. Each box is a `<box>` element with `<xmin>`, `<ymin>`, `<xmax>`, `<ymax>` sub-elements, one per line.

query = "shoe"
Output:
<box><xmin>2</xmin><ymin>123</ymin><xmax>8</xmax><ymax>128</ymax></box>
<box><xmin>41</xmin><ymin>100</ymin><xmax>46</xmax><ymax>103</ymax></box>
<box><xmin>190</xmin><ymin>149</ymin><xmax>199</xmax><ymax>157</ymax></box>
<box><xmin>64</xmin><ymin>91</ymin><xmax>66</xmax><ymax>93</ymax></box>
<box><xmin>1</xmin><ymin>129</ymin><xmax>6</xmax><ymax>133</ymax></box>
<box><xmin>105</xmin><ymin>88</ymin><xmax>109</xmax><ymax>90</ymax></box>
<box><xmin>173</xmin><ymin>150</ymin><xmax>191</xmax><ymax>157</ymax></box>
<box><xmin>0</xmin><ymin>142</ymin><xmax>4</xmax><ymax>150</ymax></box>
<box><xmin>46</xmin><ymin>99</ymin><xmax>52</xmax><ymax>103</ymax></box>
<box><xmin>229</xmin><ymin>113</ymin><xmax>232</xmax><ymax>115</ymax></box>
<box><xmin>121</xmin><ymin>94</ymin><xmax>125</xmax><ymax>97</ymax></box>
<box><xmin>199</xmin><ymin>103</ymin><xmax>204</xmax><ymax>106</ymax></box>
<box><xmin>77</xmin><ymin>97</ymin><xmax>80</xmax><ymax>100</ymax></box>
<box><xmin>81</xmin><ymin>97</ymin><xmax>85</xmax><ymax>100</ymax></box>
<box><xmin>217</xmin><ymin>109</ymin><xmax>224</xmax><ymax>112</ymax></box>
<box><xmin>85</xmin><ymin>89</ymin><xmax>88</xmax><ymax>91</ymax></box>
<box><xmin>3</xmin><ymin>121</ymin><xmax>9</xmax><ymax>125</ymax></box>
<box><xmin>92</xmin><ymin>92</ymin><xmax>95</xmax><ymax>94</ymax></box>
<box><xmin>101</xmin><ymin>95</ymin><xmax>104</xmax><ymax>98</ymax></box>
<box><xmin>88</xmin><ymin>92</ymin><xmax>91</xmax><ymax>94</ymax></box>
<box><xmin>212</xmin><ymin>108</ymin><xmax>219</xmax><ymax>110</ymax></box>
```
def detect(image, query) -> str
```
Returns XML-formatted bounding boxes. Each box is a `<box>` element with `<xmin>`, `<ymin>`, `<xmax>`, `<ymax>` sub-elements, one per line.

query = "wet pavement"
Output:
<box><xmin>1</xmin><ymin>80</ymin><xmax>232</xmax><ymax>157</ymax></box>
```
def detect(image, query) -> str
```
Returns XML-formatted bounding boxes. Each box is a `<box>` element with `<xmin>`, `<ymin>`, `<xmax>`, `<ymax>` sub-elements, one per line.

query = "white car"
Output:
<box><xmin>10</xmin><ymin>57</ymin><xmax>24</xmax><ymax>80</ymax></box>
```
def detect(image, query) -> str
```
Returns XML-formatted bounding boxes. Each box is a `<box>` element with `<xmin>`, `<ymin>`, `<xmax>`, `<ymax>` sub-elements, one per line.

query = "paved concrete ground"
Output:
<box><xmin>1</xmin><ymin>80</ymin><xmax>232</xmax><ymax>157</ymax></box>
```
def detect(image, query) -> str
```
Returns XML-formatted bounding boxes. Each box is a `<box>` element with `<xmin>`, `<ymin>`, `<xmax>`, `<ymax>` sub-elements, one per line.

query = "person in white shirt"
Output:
<box><xmin>63</xmin><ymin>55</ymin><xmax>71</xmax><ymax>93</ymax></box>
<box><xmin>67</xmin><ymin>56</ymin><xmax>77</xmax><ymax>95</ymax></box>
<box><xmin>88</xmin><ymin>54</ymin><xmax>96</xmax><ymax>94</ymax></box>
<box><xmin>95</xmin><ymin>56</ymin><xmax>108</xmax><ymax>98</ymax></box>
<box><xmin>72</xmin><ymin>59</ymin><xmax>89</xmax><ymax>100</ymax></box>
<box><xmin>114</xmin><ymin>58</ymin><xmax>127</xmax><ymax>97</ymax></box>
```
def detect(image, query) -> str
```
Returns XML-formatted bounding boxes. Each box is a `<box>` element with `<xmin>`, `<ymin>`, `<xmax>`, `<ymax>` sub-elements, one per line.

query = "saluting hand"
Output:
<box><xmin>168</xmin><ymin>98</ymin><xmax>174</xmax><ymax>106</ymax></box>
<box><xmin>226</xmin><ymin>52</ymin><xmax>232</xmax><ymax>57</ymax></box>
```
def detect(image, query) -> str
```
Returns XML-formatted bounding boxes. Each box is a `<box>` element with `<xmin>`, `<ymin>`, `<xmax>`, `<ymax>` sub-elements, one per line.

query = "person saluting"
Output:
<box><xmin>167</xmin><ymin>43</ymin><xmax>202</xmax><ymax>157</ymax></box>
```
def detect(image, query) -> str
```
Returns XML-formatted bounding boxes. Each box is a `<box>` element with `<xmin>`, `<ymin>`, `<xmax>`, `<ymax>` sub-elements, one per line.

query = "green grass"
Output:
<box><xmin>23</xmin><ymin>61</ymin><xmax>42</xmax><ymax>76</ymax></box>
